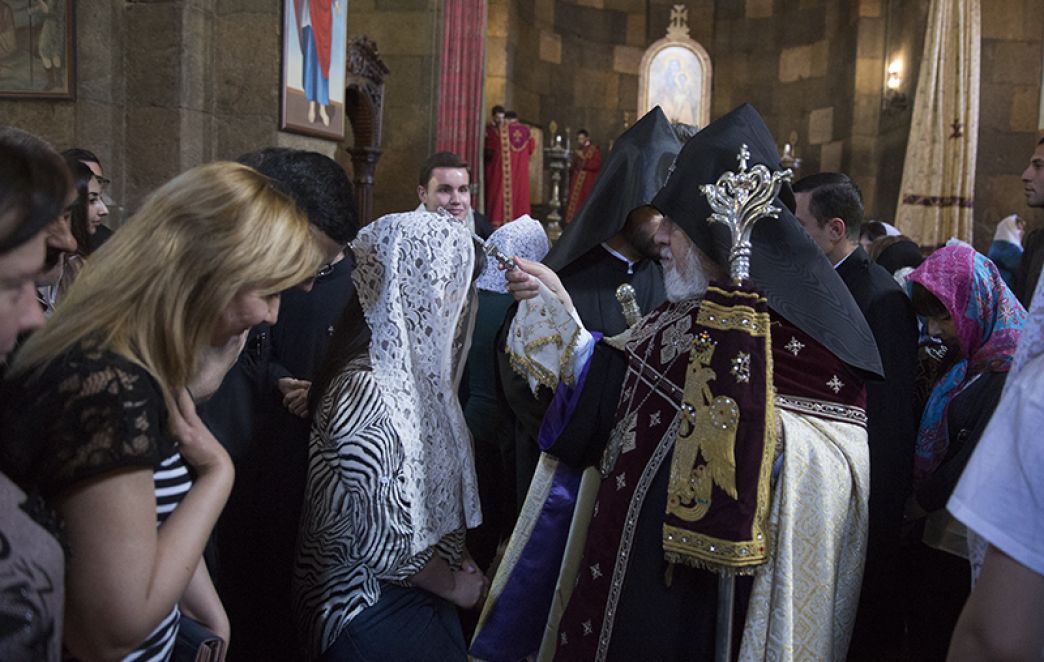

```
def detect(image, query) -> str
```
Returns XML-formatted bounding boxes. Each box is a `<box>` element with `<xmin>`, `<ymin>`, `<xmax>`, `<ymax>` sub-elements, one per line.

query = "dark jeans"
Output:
<box><xmin>318</xmin><ymin>584</ymin><xmax>467</xmax><ymax>662</ymax></box>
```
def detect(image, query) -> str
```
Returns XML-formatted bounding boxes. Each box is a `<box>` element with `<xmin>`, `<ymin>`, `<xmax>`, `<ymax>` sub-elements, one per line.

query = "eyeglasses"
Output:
<box><xmin>315</xmin><ymin>262</ymin><xmax>336</xmax><ymax>279</ymax></box>
<box><xmin>314</xmin><ymin>242</ymin><xmax>351</xmax><ymax>279</ymax></box>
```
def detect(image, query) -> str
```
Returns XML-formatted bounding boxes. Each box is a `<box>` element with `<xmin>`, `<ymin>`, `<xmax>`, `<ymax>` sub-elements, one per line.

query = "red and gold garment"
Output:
<box><xmin>564</xmin><ymin>144</ymin><xmax>602</xmax><ymax>224</ymax></box>
<box><xmin>484</xmin><ymin>122</ymin><xmax>534</xmax><ymax>227</ymax></box>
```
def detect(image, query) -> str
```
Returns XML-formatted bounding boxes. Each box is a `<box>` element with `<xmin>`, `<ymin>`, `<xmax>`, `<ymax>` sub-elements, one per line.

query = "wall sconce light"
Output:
<box><xmin>882</xmin><ymin>57</ymin><xmax>909</xmax><ymax>113</ymax></box>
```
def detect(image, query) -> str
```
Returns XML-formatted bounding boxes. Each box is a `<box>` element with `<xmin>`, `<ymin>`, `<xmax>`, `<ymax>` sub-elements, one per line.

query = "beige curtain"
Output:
<box><xmin>895</xmin><ymin>0</ymin><xmax>980</xmax><ymax>246</ymax></box>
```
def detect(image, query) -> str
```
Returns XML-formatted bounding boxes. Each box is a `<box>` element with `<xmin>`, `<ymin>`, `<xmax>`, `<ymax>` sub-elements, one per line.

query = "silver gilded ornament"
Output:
<box><xmin>699</xmin><ymin>144</ymin><xmax>793</xmax><ymax>284</ymax></box>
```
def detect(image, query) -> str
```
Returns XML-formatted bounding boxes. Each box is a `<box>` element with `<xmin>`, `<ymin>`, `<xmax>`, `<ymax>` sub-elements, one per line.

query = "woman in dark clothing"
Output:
<box><xmin>463</xmin><ymin>215</ymin><xmax>549</xmax><ymax>572</ymax></box>
<box><xmin>0</xmin><ymin>126</ymin><xmax>72</xmax><ymax>662</ymax></box>
<box><xmin>49</xmin><ymin>158</ymin><xmax>109</xmax><ymax>303</ymax></box>
<box><xmin>868</xmin><ymin>234</ymin><xmax>923</xmax><ymax>277</ymax></box>
<box><xmin>901</xmin><ymin>244</ymin><xmax>1026</xmax><ymax>662</ymax></box>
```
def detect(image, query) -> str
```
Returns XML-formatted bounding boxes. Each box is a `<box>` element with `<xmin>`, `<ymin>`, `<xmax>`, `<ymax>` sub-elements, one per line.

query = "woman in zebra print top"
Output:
<box><xmin>2</xmin><ymin>163</ymin><xmax>321</xmax><ymax>660</ymax></box>
<box><xmin>295</xmin><ymin>212</ymin><xmax>488</xmax><ymax>661</ymax></box>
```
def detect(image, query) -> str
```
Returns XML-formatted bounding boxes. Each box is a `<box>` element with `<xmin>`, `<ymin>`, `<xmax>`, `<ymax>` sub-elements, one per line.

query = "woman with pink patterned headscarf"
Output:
<box><xmin>901</xmin><ymin>244</ymin><xmax>1026</xmax><ymax>661</ymax></box>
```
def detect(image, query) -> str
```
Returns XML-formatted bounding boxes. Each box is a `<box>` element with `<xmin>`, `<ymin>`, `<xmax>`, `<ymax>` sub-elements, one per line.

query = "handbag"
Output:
<box><xmin>173</xmin><ymin>615</ymin><xmax>226</xmax><ymax>662</ymax></box>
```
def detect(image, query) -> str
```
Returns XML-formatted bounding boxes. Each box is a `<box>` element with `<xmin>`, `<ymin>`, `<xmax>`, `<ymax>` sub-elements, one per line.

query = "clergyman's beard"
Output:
<box><xmin>662</xmin><ymin>244</ymin><xmax>708</xmax><ymax>303</ymax></box>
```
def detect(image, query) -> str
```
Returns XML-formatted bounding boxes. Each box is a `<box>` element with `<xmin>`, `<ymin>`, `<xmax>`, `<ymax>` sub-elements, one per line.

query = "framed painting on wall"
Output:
<box><xmin>0</xmin><ymin>0</ymin><xmax>76</xmax><ymax>99</ymax></box>
<box><xmin>638</xmin><ymin>5</ymin><xmax>711</xmax><ymax>129</ymax></box>
<box><xmin>281</xmin><ymin>0</ymin><xmax>348</xmax><ymax>141</ymax></box>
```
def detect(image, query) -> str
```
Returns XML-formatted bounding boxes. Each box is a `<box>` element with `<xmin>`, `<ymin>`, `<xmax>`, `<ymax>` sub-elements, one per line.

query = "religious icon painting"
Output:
<box><xmin>280</xmin><ymin>0</ymin><xmax>348</xmax><ymax>141</ymax></box>
<box><xmin>0</xmin><ymin>0</ymin><xmax>75</xmax><ymax>100</ymax></box>
<box><xmin>638</xmin><ymin>4</ymin><xmax>711</xmax><ymax>129</ymax></box>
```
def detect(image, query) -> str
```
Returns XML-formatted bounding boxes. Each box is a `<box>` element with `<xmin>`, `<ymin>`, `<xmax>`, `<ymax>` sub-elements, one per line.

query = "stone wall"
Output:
<box><xmin>2</xmin><ymin>1</ymin><xmax>1038</xmax><ymax>239</ymax></box>
<box><xmin>709</xmin><ymin>0</ymin><xmax>859</xmax><ymax>178</ymax></box>
<box><xmin>485</xmin><ymin>0</ymin><xmax>654</xmax><ymax>160</ymax></box>
<box><xmin>975</xmin><ymin>0</ymin><xmax>1044</xmax><ymax>248</ymax></box>
<box><xmin>847</xmin><ymin>0</ymin><xmax>1044</xmax><ymax>250</ymax></box>
<box><xmin>488</xmin><ymin>0</ymin><xmax>1043</xmax><ymax>246</ymax></box>
<box><xmin>344</xmin><ymin>0</ymin><xmax>440</xmax><ymax>218</ymax></box>
<box><xmin>0</xmin><ymin>0</ymin><xmax>438</xmax><ymax>225</ymax></box>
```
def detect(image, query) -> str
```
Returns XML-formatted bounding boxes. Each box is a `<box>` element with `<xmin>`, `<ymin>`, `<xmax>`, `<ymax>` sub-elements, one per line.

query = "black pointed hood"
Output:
<box><xmin>544</xmin><ymin>107</ymin><xmax>681</xmax><ymax>272</ymax></box>
<box><xmin>652</xmin><ymin>103</ymin><xmax>883</xmax><ymax>377</ymax></box>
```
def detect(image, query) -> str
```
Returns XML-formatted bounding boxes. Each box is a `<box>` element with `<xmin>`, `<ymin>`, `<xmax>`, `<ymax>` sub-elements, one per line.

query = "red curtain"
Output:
<box><xmin>436</xmin><ymin>0</ymin><xmax>487</xmax><ymax>173</ymax></box>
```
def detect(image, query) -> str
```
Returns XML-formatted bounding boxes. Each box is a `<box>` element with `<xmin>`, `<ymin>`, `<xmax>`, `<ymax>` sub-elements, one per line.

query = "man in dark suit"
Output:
<box><xmin>793</xmin><ymin>173</ymin><xmax>919</xmax><ymax>661</ymax></box>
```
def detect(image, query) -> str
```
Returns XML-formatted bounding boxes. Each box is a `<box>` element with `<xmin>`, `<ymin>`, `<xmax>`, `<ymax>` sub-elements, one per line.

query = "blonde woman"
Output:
<box><xmin>2</xmin><ymin>162</ymin><xmax>322</xmax><ymax>661</ymax></box>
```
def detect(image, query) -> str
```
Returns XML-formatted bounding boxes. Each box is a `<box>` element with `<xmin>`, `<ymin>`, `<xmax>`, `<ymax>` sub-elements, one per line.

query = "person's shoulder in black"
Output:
<box><xmin>558</xmin><ymin>245</ymin><xmax>665</xmax><ymax>336</ymax></box>
<box><xmin>836</xmin><ymin>246</ymin><xmax>906</xmax><ymax>313</ymax></box>
<box><xmin>1014</xmin><ymin>227</ymin><xmax>1044</xmax><ymax>306</ymax></box>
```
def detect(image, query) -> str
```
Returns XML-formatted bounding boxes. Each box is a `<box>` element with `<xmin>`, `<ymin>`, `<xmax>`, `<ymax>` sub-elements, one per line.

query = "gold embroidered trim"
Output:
<box><xmin>696</xmin><ymin>298</ymin><xmax>770</xmax><ymax>336</ymax></box>
<box><xmin>499</xmin><ymin>125</ymin><xmax>513</xmax><ymax>222</ymax></box>
<box><xmin>565</xmin><ymin>169</ymin><xmax>587</xmax><ymax>220</ymax></box>
<box><xmin>505</xmin><ymin>331</ymin><xmax>563</xmax><ymax>393</ymax></box>
<box><xmin>558</xmin><ymin>323</ymin><xmax>583</xmax><ymax>387</ymax></box>
<box><xmin>774</xmin><ymin>394</ymin><xmax>868</xmax><ymax>427</ymax></box>
<box><xmin>662</xmin><ymin>539</ymin><xmax>763</xmax><ymax>572</ymax></box>
<box><xmin>506</xmin><ymin>348</ymin><xmax>557</xmax><ymax>394</ymax></box>
<box><xmin>663</xmin><ymin>288</ymin><xmax>775</xmax><ymax>571</ymax></box>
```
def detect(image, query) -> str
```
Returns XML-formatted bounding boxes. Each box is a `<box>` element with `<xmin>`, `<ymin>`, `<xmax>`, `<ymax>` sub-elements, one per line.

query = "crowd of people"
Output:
<box><xmin>0</xmin><ymin>105</ymin><xmax>1041</xmax><ymax>662</ymax></box>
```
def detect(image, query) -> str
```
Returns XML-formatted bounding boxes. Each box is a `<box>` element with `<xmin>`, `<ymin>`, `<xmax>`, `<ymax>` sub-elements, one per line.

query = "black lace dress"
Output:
<box><xmin>1</xmin><ymin>340</ymin><xmax>192</xmax><ymax>661</ymax></box>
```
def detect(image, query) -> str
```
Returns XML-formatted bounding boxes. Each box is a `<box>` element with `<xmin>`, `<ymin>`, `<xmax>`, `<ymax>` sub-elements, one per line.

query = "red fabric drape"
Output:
<box><xmin>436</xmin><ymin>0</ymin><xmax>487</xmax><ymax>174</ymax></box>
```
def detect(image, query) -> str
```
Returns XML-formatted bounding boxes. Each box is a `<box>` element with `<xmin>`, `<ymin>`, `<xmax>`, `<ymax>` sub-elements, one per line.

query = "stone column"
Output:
<box><xmin>122</xmin><ymin>0</ymin><xmax>216</xmax><ymax>210</ymax></box>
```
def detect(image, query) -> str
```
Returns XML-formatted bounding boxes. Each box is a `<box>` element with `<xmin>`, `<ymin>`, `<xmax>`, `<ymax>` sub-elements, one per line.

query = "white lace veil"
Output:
<box><xmin>351</xmin><ymin>211</ymin><xmax>482</xmax><ymax>554</ymax></box>
<box><xmin>475</xmin><ymin>215</ymin><xmax>550</xmax><ymax>293</ymax></box>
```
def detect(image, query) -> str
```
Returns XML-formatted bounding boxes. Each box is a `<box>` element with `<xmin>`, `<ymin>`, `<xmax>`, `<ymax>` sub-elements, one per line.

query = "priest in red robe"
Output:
<box><xmin>564</xmin><ymin>130</ymin><xmax>601</xmax><ymax>224</ymax></box>
<box><xmin>484</xmin><ymin>111</ymin><xmax>535</xmax><ymax>227</ymax></box>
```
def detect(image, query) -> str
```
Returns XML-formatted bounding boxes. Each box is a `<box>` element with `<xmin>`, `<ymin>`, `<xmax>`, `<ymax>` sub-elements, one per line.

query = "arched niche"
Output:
<box><xmin>638</xmin><ymin>5</ymin><xmax>712</xmax><ymax>129</ymax></box>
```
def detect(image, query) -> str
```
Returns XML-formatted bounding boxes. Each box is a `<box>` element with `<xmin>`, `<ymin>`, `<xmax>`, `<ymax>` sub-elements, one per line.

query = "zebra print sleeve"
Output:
<box><xmin>295</xmin><ymin>368</ymin><xmax>434</xmax><ymax>658</ymax></box>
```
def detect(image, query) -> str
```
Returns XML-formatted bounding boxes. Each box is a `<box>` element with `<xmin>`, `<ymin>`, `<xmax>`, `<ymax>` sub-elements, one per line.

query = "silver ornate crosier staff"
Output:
<box><xmin>698</xmin><ymin>144</ymin><xmax>791</xmax><ymax>662</ymax></box>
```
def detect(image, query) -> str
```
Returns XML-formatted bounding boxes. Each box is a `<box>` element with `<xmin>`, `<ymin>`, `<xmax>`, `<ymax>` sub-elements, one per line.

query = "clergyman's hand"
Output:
<box><xmin>507</xmin><ymin>257</ymin><xmax>575</xmax><ymax>315</ymax></box>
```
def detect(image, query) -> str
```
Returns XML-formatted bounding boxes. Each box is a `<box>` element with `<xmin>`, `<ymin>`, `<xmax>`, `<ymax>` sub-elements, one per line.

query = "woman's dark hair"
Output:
<box><xmin>859</xmin><ymin>220</ymin><xmax>889</xmax><ymax>244</ymax></box>
<box><xmin>870</xmin><ymin>235</ymin><xmax>924</xmax><ymax>274</ymax></box>
<box><xmin>61</xmin><ymin>147</ymin><xmax>101</xmax><ymax>169</ymax></box>
<box><xmin>64</xmin><ymin>157</ymin><xmax>95</xmax><ymax>257</ymax></box>
<box><xmin>0</xmin><ymin>127</ymin><xmax>71</xmax><ymax>254</ymax></box>
<box><xmin>910</xmin><ymin>281</ymin><xmax>949</xmax><ymax>319</ymax></box>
